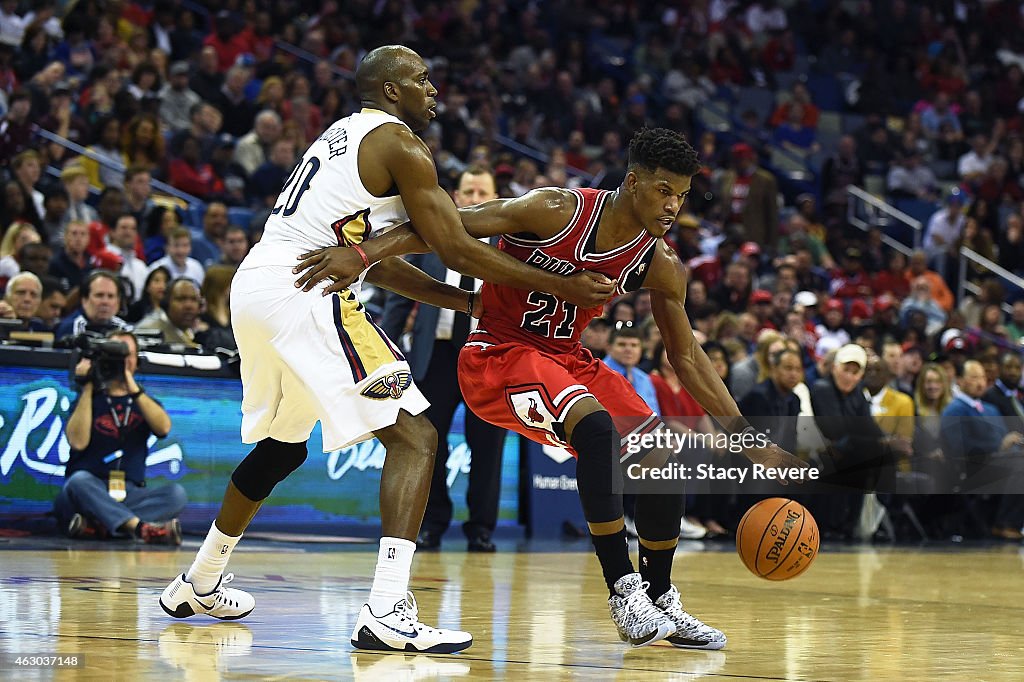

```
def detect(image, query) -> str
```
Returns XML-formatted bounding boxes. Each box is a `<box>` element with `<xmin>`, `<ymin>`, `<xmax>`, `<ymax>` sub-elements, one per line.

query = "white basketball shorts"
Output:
<box><xmin>231</xmin><ymin>266</ymin><xmax>429</xmax><ymax>451</ymax></box>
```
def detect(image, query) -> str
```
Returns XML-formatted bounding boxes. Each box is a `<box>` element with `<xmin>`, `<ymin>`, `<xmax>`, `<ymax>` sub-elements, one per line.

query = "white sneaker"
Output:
<box><xmin>608</xmin><ymin>573</ymin><xmax>675</xmax><ymax>647</ymax></box>
<box><xmin>350</xmin><ymin>592</ymin><xmax>473</xmax><ymax>654</ymax></box>
<box><xmin>654</xmin><ymin>585</ymin><xmax>727</xmax><ymax>650</ymax></box>
<box><xmin>679</xmin><ymin>517</ymin><xmax>708</xmax><ymax>540</ymax></box>
<box><xmin>159</xmin><ymin>573</ymin><xmax>255</xmax><ymax>620</ymax></box>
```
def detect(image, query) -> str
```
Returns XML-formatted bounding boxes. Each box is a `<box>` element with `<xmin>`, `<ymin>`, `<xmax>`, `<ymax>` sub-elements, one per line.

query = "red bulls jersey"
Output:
<box><xmin>474</xmin><ymin>188</ymin><xmax>658</xmax><ymax>354</ymax></box>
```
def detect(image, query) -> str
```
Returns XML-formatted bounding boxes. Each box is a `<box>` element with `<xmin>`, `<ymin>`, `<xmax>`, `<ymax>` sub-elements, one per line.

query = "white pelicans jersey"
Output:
<box><xmin>240</xmin><ymin>108</ymin><xmax>411</xmax><ymax>295</ymax></box>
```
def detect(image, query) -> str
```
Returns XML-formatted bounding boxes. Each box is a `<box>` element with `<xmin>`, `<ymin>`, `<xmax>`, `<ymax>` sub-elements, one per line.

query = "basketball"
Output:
<box><xmin>736</xmin><ymin>498</ymin><xmax>819</xmax><ymax>581</ymax></box>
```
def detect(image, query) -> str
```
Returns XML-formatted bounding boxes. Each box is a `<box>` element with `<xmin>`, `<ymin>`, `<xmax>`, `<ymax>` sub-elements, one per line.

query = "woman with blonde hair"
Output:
<box><xmin>196</xmin><ymin>264</ymin><xmax>236</xmax><ymax>351</ymax></box>
<box><xmin>913</xmin><ymin>362</ymin><xmax>953</xmax><ymax>476</ymax></box>
<box><xmin>0</xmin><ymin>221</ymin><xmax>41</xmax><ymax>279</ymax></box>
<box><xmin>257</xmin><ymin>76</ymin><xmax>286</xmax><ymax>113</ymax></box>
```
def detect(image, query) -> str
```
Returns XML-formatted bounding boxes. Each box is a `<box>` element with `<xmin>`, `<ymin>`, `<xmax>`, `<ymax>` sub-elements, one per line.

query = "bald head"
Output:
<box><xmin>356</xmin><ymin>45</ymin><xmax>423</xmax><ymax>102</ymax></box>
<box><xmin>354</xmin><ymin>45</ymin><xmax>437</xmax><ymax>131</ymax></box>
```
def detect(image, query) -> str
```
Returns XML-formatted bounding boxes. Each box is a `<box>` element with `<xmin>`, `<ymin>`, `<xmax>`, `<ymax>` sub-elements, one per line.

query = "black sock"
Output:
<box><xmin>591</xmin><ymin>529</ymin><xmax>634</xmax><ymax>597</ymax></box>
<box><xmin>639</xmin><ymin>542</ymin><xmax>675</xmax><ymax>600</ymax></box>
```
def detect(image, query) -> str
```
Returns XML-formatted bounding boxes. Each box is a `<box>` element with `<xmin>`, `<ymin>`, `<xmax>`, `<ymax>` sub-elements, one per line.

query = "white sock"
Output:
<box><xmin>367</xmin><ymin>537</ymin><xmax>416</xmax><ymax>615</ymax></box>
<box><xmin>186</xmin><ymin>522</ymin><xmax>241</xmax><ymax>595</ymax></box>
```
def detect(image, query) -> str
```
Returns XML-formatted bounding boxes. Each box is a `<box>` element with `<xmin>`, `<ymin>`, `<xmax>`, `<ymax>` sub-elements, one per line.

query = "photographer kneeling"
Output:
<box><xmin>56</xmin><ymin>331</ymin><xmax>186</xmax><ymax>545</ymax></box>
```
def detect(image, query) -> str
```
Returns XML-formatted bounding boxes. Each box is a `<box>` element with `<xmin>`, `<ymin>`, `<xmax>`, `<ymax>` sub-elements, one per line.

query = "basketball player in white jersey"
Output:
<box><xmin>159</xmin><ymin>45</ymin><xmax>615</xmax><ymax>654</ymax></box>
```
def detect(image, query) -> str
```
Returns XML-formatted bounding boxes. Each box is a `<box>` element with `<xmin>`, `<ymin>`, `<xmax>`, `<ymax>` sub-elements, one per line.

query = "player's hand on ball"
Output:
<box><xmin>745</xmin><ymin>443</ymin><xmax>811</xmax><ymax>485</ymax></box>
<box><xmin>560</xmin><ymin>271</ymin><xmax>616</xmax><ymax>308</ymax></box>
<box><xmin>294</xmin><ymin>247</ymin><xmax>363</xmax><ymax>294</ymax></box>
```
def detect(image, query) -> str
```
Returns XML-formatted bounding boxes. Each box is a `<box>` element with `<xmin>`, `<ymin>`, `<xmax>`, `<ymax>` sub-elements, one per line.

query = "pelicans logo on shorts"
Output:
<box><xmin>360</xmin><ymin>371</ymin><xmax>414</xmax><ymax>400</ymax></box>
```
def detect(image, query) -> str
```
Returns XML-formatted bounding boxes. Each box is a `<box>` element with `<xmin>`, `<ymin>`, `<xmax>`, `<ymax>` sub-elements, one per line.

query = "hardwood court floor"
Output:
<box><xmin>1</xmin><ymin>541</ymin><xmax>1022</xmax><ymax>681</ymax></box>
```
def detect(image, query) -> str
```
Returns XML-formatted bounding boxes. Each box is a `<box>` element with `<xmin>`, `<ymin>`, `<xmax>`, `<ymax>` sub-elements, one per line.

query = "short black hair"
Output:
<box><xmin>609</xmin><ymin>324</ymin><xmax>643</xmax><ymax>344</ymax></box>
<box><xmin>627</xmin><ymin>127</ymin><xmax>701</xmax><ymax>177</ymax></box>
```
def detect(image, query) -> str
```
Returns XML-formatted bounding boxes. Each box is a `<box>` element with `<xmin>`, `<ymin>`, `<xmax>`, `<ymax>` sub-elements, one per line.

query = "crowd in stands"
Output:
<box><xmin>2</xmin><ymin>0</ymin><xmax>1024</xmax><ymax>541</ymax></box>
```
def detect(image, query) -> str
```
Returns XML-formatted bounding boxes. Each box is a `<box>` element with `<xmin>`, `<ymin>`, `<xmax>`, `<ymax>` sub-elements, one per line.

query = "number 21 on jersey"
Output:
<box><xmin>521</xmin><ymin>292</ymin><xmax>577</xmax><ymax>339</ymax></box>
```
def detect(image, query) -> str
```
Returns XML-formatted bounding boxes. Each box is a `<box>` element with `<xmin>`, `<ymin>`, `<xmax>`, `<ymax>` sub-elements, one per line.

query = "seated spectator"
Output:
<box><xmin>601</xmin><ymin>325</ymin><xmax>659</xmax><ymax>415</ymax></box>
<box><xmin>863</xmin><ymin>354</ymin><xmax>915</xmax><ymax>470</ymax></box>
<box><xmin>772</xmin><ymin>102</ymin><xmax>819</xmax><ymax>154</ymax></box>
<box><xmin>60</xmin><ymin>164</ymin><xmax>99</xmax><ymax>238</ymax></box>
<box><xmin>32</xmin><ymin>275</ymin><xmax>67</xmax><ymax>331</ymax></box>
<box><xmin>58</xmin><ymin>330</ymin><xmax>184</xmax><ymax>544</ymax></box>
<box><xmin>55</xmin><ymin>270</ymin><xmax>132</xmax><ymax>340</ymax></box>
<box><xmin>776</xmin><ymin>214</ymin><xmax>833</xmax><ymax>270</ymax></box>
<box><xmin>0</xmin><ymin>270</ymin><xmax>41</xmax><ymax>323</ymax></box>
<box><xmin>122</xmin><ymin>113</ymin><xmax>167</xmax><ymax>178</ymax></box>
<box><xmin>250</xmin><ymin>138</ymin><xmax>296</xmax><ymax>207</ymax></box>
<box><xmin>0</xmin><ymin>220</ymin><xmax>40</xmax><ymax>279</ymax></box>
<box><xmin>40</xmin><ymin>188</ymin><xmax>69</xmax><ymax>244</ymax></box>
<box><xmin>900</xmin><ymin>277</ymin><xmax>947</xmax><ymax>337</ymax></box>
<box><xmin>168</xmin><ymin>134</ymin><xmax>224</xmax><ymax>200</ymax></box>
<box><xmin>957</xmin><ymin>133</ymin><xmax>995</xmax><ymax>185</ymax></box>
<box><xmin>159</xmin><ymin>61</ymin><xmax>201</xmax><ymax>133</ymax></box>
<box><xmin>125</xmin><ymin>265</ymin><xmax>170</xmax><ymax>324</ymax></box>
<box><xmin>1006</xmin><ymin>301</ymin><xmax>1024</xmax><ymax>344</ymax></box>
<box><xmin>730</xmin><ymin>330</ymin><xmax>784</xmax><ymax>402</ymax></box>
<box><xmin>48</xmin><ymin>220</ymin><xmax>95</xmax><ymax>294</ymax></box>
<box><xmin>108</xmin><ymin>215</ymin><xmax>147</xmax><ymax>303</ymax></box>
<box><xmin>143</xmin><ymin>206</ymin><xmax>181</xmax><ymax>263</ymax></box>
<box><xmin>189</xmin><ymin>201</ymin><xmax>229</xmax><ymax>268</ymax></box>
<box><xmin>907</xmin><ymin>250</ymin><xmax>954</xmax><ymax>312</ymax></box>
<box><xmin>123</xmin><ymin>166</ymin><xmax>157</xmax><ymax>228</ymax></box>
<box><xmin>737</xmin><ymin>346</ymin><xmax>802</xmax><ymax>456</ymax></box>
<box><xmin>886</xmin><ymin>150</ymin><xmax>938</xmax><ymax>200</ymax></box>
<box><xmin>196</xmin><ymin>264</ymin><xmax>236</xmax><ymax>351</ymax></box>
<box><xmin>769</xmin><ymin>82</ymin><xmax>819</xmax><ymax>129</ymax></box>
<box><xmin>234</xmin><ymin>109</ymin><xmax>281</xmax><ymax>176</ymax></box>
<box><xmin>811</xmin><ymin>344</ymin><xmax>909</xmax><ymax>540</ymax></box>
<box><xmin>219</xmin><ymin>225</ymin><xmax>249</xmax><ymax>267</ymax></box>
<box><xmin>920</xmin><ymin>92</ymin><xmax>962</xmax><ymax>140</ymax></box>
<box><xmin>147</xmin><ymin>227</ymin><xmax>205</xmax><ymax>285</ymax></box>
<box><xmin>80</xmin><ymin>115</ymin><xmax>128</xmax><ymax>190</ymax></box>
<box><xmin>872</xmin><ymin>251</ymin><xmax>911</xmax><ymax>299</ymax></box>
<box><xmin>941</xmin><ymin>360</ymin><xmax>1024</xmax><ymax>540</ymax></box>
<box><xmin>982</xmin><ymin>353</ymin><xmax>1024</xmax><ymax>427</ymax></box>
<box><xmin>829</xmin><ymin>247</ymin><xmax>873</xmax><ymax>300</ymax></box>
<box><xmin>136</xmin><ymin>276</ymin><xmax>202</xmax><ymax>349</ymax></box>
<box><xmin>814</xmin><ymin>299</ymin><xmax>851</xmax><ymax>358</ymax></box>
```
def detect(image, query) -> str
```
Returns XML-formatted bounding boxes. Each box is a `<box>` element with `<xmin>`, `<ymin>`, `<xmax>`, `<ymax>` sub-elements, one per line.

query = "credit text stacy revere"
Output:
<box><xmin>626</xmin><ymin>462</ymin><xmax>820</xmax><ymax>483</ymax></box>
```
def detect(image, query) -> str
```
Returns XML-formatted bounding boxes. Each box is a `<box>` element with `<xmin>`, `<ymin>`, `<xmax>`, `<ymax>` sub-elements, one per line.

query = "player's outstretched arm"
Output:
<box><xmin>643</xmin><ymin>242</ymin><xmax>809</xmax><ymax>479</ymax></box>
<box><xmin>385</xmin><ymin>130</ymin><xmax>613</xmax><ymax>308</ymax></box>
<box><xmin>365</xmin><ymin>257</ymin><xmax>480</xmax><ymax>317</ymax></box>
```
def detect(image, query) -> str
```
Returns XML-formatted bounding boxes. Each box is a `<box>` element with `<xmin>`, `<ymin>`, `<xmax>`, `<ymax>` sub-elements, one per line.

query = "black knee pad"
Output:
<box><xmin>571</xmin><ymin>411</ymin><xmax>624</xmax><ymax>524</ymax></box>
<box><xmin>231</xmin><ymin>438</ymin><xmax>308</xmax><ymax>501</ymax></box>
<box><xmin>635</xmin><ymin>494</ymin><xmax>684</xmax><ymax>542</ymax></box>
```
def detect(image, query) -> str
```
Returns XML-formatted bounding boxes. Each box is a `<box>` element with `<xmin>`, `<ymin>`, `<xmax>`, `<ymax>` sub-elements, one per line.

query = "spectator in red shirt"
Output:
<box><xmin>168</xmin><ymin>135</ymin><xmax>224</xmax><ymax>199</ymax></box>
<box><xmin>203</xmin><ymin>11</ymin><xmax>253</xmax><ymax>73</ymax></box>
<box><xmin>872</xmin><ymin>250</ymin><xmax>911</xmax><ymax>298</ymax></box>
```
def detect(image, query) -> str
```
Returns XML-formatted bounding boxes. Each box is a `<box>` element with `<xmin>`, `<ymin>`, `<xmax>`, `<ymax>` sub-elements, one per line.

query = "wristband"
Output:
<box><xmin>466</xmin><ymin>290</ymin><xmax>475</xmax><ymax>317</ymax></box>
<box><xmin>352</xmin><ymin>244</ymin><xmax>371</xmax><ymax>269</ymax></box>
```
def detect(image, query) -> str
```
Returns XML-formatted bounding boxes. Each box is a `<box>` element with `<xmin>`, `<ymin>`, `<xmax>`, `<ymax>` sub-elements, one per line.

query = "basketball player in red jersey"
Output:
<box><xmin>295</xmin><ymin>128</ymin><xmax>808</xmax><ymax>649</ymax></box>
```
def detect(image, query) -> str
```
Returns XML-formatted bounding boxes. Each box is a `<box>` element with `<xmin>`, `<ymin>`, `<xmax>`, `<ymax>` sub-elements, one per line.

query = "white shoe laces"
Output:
<box><xmin>211</xmin><ymin>574</ymin><xmax>239</xmax><ymax>609</ymax></box>
<box><xmin>393</xmin><ymin>592</ymin><xmax>430</xmax><ymax>633</ymax></box>
<box><xmin>623</xmin><ymin>580</ymin><xmax>663</xmax><ymax>622</ymax></box>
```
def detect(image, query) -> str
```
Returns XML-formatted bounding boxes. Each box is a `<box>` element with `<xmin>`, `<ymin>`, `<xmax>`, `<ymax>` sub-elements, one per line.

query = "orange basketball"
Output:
<box><xmin>736</xmin><ymin>498</ymin><xmax>818</xmax><ymax>580</ymax></box>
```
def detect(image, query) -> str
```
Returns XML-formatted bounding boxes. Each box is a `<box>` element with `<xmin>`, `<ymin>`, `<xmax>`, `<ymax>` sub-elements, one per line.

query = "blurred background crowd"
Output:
<box><xmin>3</xmin><ymin>0</ymin><xmax>1024</xmax><ymax>542</ymax></box>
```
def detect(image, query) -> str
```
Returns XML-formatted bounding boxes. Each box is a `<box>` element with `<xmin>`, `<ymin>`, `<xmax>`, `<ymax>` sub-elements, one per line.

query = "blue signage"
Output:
<box><xmin>0</xmin><ymin>365</ymin><xmax>519</xmax><ymax>531</ymax></box>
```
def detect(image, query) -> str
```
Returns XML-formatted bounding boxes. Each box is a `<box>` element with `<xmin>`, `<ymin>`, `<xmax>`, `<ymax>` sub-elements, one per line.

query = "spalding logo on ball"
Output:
<box><xmin>736</xmin><ymin>498</ymin><xmax>819</xmax><ymax>580</ymax></box>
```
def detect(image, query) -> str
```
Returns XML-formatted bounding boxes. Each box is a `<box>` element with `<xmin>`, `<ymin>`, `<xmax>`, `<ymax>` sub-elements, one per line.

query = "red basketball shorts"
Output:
<box><xmin>458</xmin><ymin>333</ymin><xmax>661</xmax><ymax>458</ymax></box>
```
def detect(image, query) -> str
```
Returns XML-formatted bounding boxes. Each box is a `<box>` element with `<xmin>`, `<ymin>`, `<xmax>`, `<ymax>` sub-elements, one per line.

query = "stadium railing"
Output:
<box><xmin>846</xmin><ymin>184</ymin><xmax>922</xmax><ymax>253</ymax></box>
<box><xmin>35</xmin><ymin>127</ymin><xmax>203</xmax><ymax>207</ymax></box>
